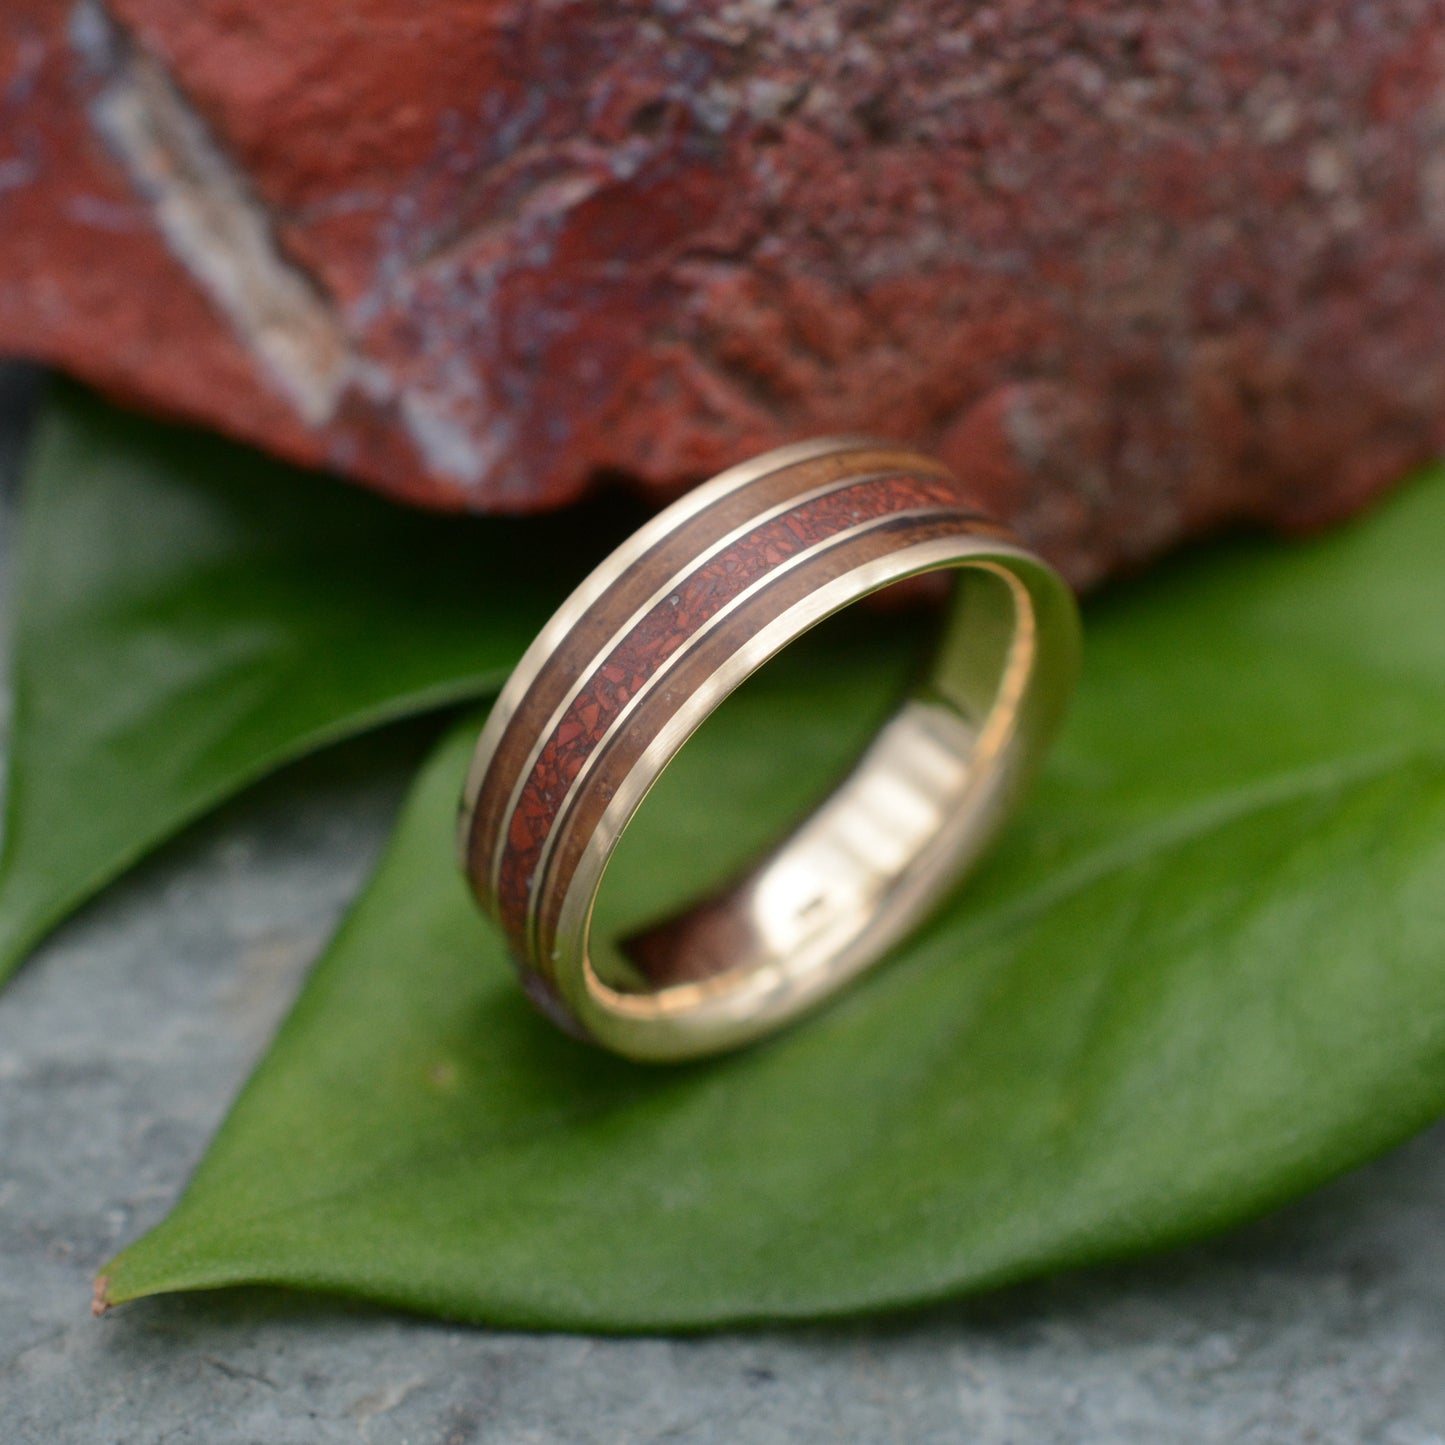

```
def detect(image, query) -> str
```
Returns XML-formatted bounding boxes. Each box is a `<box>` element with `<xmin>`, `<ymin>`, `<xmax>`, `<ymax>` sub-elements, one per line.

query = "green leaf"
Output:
<box><xmin>0</xmin><ymin>385</ymin><xmax>598</xmax><ymax>984</ymax></box>
<box><xmin>101</xmin><ymin>463</ymin><xmax>1445</xmax><ymax>1330</ymax></box>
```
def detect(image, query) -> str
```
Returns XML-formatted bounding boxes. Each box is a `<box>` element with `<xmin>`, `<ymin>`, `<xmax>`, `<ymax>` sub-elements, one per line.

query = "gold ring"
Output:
<box><xmin>458</xmin><ymin>438</ymin><xmax>1081</xmax><ymax>1061</ymax></box>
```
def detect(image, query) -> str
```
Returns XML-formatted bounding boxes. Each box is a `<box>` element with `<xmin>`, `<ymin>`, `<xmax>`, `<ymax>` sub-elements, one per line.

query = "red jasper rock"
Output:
<box><xmin>2</xmin><ymin>0</ymin><xmax>1444</xmax><ymax>586</ymax></box>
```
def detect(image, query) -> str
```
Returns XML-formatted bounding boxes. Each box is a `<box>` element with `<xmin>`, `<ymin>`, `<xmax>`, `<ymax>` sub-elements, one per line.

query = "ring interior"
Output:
<box><xmin>584</xmin><ymin>562</ymin><xmax>1033</xmax><ymax>1017</ymax></box>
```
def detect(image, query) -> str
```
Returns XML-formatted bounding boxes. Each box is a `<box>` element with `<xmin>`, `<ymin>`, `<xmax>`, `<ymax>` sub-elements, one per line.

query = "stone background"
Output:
<box><xmin>5</xmin><ymin>362</ymin><xmax>1445</xmax><ymax>1441</ymax></box>
<box><xmin>6</xmin><ymin>1</ymin><xmax>1445</xmax><ymax>591</ymax></box>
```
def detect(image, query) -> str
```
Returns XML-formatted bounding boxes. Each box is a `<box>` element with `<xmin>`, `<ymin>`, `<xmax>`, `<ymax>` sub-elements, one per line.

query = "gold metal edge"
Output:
<box><xmin>479</xmin><ymin>457</ymin><xmax>960</xmax><ymax>907</ymax></box>
<box><xmin>520</xmin><ymin>500</ymin><xmax>986</xmax><ymax>960</ymax></box>
<box><xmin>554</xmin><ymin>537</ymin><xmax>1080</xmax><ymax>1060</ymax></box>
<box><xmin>455</xmin><ymin>436</ymin><xmax>900</xmax><ymax>869</ymax></box>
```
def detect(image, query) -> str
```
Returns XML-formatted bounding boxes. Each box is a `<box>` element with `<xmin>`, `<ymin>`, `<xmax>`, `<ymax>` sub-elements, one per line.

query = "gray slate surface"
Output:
<box><xmin>3</xmin><ymin>365</ymin><xmax>1445</xmax><ymax>1443</ymax></box>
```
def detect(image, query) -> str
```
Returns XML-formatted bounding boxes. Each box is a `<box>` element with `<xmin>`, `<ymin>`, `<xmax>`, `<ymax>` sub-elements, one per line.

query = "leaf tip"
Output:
<box><xmin>91</xmin><ymin>1273</ymin><xmax>113</xmax><ymax>1318</ymax></box>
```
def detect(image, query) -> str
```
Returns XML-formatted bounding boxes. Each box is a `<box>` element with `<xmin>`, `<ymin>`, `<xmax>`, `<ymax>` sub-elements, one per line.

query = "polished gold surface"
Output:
<box><xmin>456</xmin><ymin>436</ymin><xmax>894</xmax><ymax>839</ymax></box>
<box><xmin>460</xmin><ymin>440</ymin><xmax>1081</xmax><ymax>1062</ymax></box>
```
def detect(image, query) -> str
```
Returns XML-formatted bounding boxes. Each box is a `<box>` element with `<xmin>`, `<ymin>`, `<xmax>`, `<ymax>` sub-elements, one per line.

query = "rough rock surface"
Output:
<box><xmin>2</xmin><ymin>0</ymin><xmax>1444</xmax><ymax>585</ymax></box>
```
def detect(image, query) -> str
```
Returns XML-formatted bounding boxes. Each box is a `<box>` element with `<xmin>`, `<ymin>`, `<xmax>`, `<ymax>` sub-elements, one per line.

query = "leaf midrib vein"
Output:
<box><xmin>139</xmin><ymin>735</ymin><xmax>1445</xmax><ymax>1253</ymax></box>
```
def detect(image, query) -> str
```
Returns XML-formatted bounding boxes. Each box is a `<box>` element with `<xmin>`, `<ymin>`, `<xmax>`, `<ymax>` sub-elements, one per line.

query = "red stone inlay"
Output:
<box><xmin>493</xmin><ymin>470</ymin><xmax>963</xmax><ymax>947</ymax></box>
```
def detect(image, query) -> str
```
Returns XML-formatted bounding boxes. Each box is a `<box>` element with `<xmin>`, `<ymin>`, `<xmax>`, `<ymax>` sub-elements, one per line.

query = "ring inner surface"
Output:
<box><xmin>586</xmin><ymin>563</ymin><xmax>1030</xmax><ymax>1012</ymax></box>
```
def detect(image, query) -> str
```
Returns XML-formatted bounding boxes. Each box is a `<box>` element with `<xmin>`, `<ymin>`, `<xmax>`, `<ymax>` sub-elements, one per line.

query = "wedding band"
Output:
<box><xmin>459</xmin><ymin>438</ymin><xmax>1080</xmax><ymax>1062</ymax></box>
